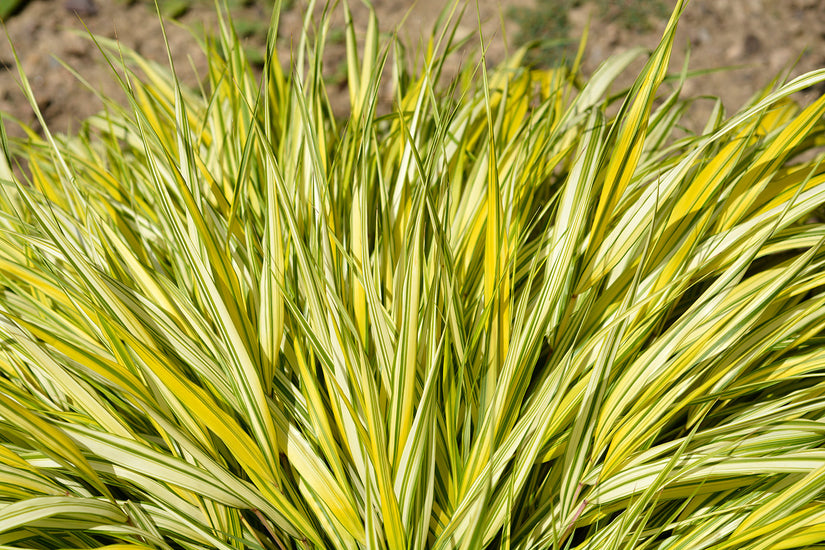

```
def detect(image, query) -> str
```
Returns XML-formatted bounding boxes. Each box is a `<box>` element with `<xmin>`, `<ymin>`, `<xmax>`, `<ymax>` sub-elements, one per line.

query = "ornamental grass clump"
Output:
<box><xmin>2</xmin><ymin>0</ymin><xmax>825</xmax><ymax>548</ymax></box>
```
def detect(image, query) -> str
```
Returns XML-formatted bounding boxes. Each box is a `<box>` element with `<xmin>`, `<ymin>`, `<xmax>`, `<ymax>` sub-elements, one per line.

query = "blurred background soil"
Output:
<box><xmin>0</xmin><ymin>0</ymin><xmax>824</xmax><ymax>139</ymax></box>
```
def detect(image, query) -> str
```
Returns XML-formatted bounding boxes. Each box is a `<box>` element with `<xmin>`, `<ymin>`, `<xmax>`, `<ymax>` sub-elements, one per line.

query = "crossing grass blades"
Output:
<box><xmin>1</xmin><ymin>0</ymin><xmax>825</xmax><ymax>548</ymax></box>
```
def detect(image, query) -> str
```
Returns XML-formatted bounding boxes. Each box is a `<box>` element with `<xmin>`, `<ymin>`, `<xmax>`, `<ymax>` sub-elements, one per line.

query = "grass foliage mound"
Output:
<box><xmin>2</xmin><ymin>0</ymin><xmax>825</xmax><ymax>548</ymax></box>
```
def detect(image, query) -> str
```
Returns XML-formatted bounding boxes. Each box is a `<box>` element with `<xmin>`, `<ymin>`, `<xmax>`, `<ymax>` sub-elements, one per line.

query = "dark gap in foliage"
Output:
<box><xmin>743</xmin><ymin>249</ymin><xmax>808</xmax><ymax>280</ymax></box>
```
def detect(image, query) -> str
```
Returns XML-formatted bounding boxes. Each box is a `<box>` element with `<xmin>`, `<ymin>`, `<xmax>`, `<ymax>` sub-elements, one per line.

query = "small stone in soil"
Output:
<box><xmin>64</xmin><ymin>0</ymin><xmax>98</xmax><ymax>16</ymax></box>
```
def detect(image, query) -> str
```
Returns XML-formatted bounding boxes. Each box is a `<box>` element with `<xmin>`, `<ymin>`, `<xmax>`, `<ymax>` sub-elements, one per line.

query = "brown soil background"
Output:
<box><xmin>0</xmin><ymin>0</ymin><xmax>824</xmax><ymax>139</ymax></box>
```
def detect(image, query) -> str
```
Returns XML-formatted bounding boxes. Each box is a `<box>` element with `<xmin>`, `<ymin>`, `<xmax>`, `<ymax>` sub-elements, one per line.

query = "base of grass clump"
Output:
<box><xmin>1</xmin><ymin>0</ymin><xmax>825</xmax><ymax>549</ymax></box>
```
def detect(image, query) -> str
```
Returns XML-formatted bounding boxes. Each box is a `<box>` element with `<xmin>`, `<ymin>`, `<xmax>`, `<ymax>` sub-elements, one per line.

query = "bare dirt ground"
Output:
<box><xmin>0</xmin><ymin>0</ymin><xmax>824</xmax><ymax>139</ymax></box>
